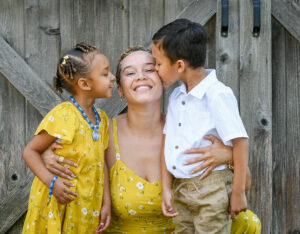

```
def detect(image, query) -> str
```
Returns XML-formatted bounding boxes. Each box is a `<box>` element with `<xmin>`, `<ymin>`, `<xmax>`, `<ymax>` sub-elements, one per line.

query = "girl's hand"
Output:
<box><xmin>184</xmin><ymin>135</ymin><xmax>233</xmax><ymax>179</ymax></box>
<box><xmin>161</xmin><ymin>189</ymin><xmax>178</xmax><ymax>218</ymax></box>
<box><xmin>41</xmin><ymin>142</ymin><xmax>78</xmax><ymax>179</ymax></box>
<box><xmin>95</xmin><ymin>203</ymin><xmax>111</xmax><ymax>233</ymax></box>
<box><xmin>229</xmin><ymin>191</ymin><xmax>247</xmax><ymax>219</ymax></box>
<box><xmin>52</xmin><ymin>178</ymin><xmax>78</xmax><ymax>204</ymax></box>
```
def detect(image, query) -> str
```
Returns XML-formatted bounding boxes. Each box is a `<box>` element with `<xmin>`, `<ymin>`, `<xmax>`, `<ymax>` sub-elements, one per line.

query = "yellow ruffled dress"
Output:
<box><xmin>22</xmin><ymin>102</ymin><xmax>109</xmax><ymax>234</ymax></box>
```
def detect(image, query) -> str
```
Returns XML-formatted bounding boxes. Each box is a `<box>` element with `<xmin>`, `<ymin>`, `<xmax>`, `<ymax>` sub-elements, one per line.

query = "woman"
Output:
<box><xmin>41</xmin><ymin>46</ymin><xmax>261</xmax><ymax>233</ymax></box>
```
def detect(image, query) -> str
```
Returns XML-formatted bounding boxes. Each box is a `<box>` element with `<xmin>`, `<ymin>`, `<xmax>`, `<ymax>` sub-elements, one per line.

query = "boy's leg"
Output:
<box><xmin>191</xmin><ymin>170</ymin><xmax>233</xmax><ymax>234</ymax></box>
<box><xmin>173</xmin><ymin>179</ymin><xmax>195</xmax><ymax>234</ymax></box>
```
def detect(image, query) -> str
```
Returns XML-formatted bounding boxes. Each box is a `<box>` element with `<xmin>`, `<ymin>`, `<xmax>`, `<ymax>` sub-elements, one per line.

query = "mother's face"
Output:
<box><xmin>118</xmin><ymin>51</ymin><xmax>163</xmax><ymax>104</ymax></box>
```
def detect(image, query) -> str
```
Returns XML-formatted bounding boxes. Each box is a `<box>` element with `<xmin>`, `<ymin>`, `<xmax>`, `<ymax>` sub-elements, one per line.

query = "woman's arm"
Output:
<box><xmin>184</xmin><ymin>135</ymin><xmax>233</xmax><ymax>179</ymax></box>
<box><xmin>41</xmin><ymin>142</ymin><xmax>78</xmax><ymax>179</ymax></box>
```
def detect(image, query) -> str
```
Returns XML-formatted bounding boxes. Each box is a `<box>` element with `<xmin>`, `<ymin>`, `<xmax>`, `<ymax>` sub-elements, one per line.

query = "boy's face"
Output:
<box><xmin>152</xmin><ymin>43</ymin><xmax>179</xmax><ymax>87</ymax></box>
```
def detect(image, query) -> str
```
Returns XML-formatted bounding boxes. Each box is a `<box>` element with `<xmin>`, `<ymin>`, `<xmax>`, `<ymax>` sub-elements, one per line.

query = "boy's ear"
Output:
<box><xmin>117</xmin><ymin>84</ymin><xmax>124</xmax><ymax>97</ymax></box>
<box><xmin>176</xmin><ymin>59</ymin><xmax>186</xmax><ymax>73</ymax></box>
<box><xmin>77</xmin><ymin>77</ymin><xmax>92</xmax><ymax>91</ymax></box>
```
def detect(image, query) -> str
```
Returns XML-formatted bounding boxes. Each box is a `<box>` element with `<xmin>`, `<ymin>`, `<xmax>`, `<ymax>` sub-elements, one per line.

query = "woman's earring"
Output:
<box><xmin>121</xmin><ymin>96</ymin><xmax>124</xmax><ymax>102</ymax></box>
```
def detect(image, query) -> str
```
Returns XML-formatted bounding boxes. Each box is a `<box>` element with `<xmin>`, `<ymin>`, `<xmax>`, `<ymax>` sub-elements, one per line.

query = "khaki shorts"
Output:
<box><xmin>173</xmin><ymin>169</ymin><xmax>233</xmax><ymax>234</ymax></box>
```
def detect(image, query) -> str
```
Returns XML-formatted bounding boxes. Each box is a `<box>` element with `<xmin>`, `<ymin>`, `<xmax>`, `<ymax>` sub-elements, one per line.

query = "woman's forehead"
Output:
<box><xmin>122</xmin><ymin>51</ymin><xmax>155</xmax><ymax>68</ymax></box>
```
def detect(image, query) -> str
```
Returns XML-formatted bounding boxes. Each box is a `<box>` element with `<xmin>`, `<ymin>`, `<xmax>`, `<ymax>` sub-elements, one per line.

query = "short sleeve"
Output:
<box><xmin>35</xmin><ymin>103</ymin><xmax>76</xmax><ymax>144</ymax></box>
<box><xmin>209</xmin><ymin>89</ymin><xmax>248</xmax><ymax>143</ymax></box>
<box><xmin>99</xmin><ymin>109</ymin><xmax>109</xmax><ymax>150</ymax></box>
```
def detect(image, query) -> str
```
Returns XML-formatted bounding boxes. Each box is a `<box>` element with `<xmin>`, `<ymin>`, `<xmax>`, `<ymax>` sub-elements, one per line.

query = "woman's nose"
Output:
<box><xmin>136</xmin><ymin>71</ymin><xmax>146</xmax><ymax>80</ymax></box>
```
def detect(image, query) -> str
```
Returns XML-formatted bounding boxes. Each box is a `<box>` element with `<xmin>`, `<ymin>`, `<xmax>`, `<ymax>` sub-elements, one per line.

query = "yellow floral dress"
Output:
<box><xmin>105</xmin><ymin>118</ymin><xmax>175</xmax><ymax>233</ymax></box>
<box><xmin>22</xmin><ymin>101</ymin><xmax>109</xmax><ymax>234</ymax></box>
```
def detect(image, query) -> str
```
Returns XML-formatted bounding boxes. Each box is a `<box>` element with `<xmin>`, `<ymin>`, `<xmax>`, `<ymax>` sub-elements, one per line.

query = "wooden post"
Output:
<box><xmin>239</xmin><ymin>0</ymin><xmax>272</xmax><ymax>233</ymax></box>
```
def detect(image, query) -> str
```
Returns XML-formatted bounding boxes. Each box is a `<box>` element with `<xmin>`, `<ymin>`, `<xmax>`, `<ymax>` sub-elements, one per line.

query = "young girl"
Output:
<box><xmin>22</xmin><ymin>43</ymin><xmax>115</xmax><ymax>233</ymax></box>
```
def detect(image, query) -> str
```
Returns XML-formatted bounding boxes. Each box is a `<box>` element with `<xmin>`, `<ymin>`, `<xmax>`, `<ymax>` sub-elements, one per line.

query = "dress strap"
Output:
<box><xmin>112</xmin><ymin>118</ymin><xmax>120</xmax><ymax>160</ymax></box>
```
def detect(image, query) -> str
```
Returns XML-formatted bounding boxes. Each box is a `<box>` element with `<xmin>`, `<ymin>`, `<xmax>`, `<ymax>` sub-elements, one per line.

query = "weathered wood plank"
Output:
<box><xmin>239</xmin><ymin>0</ymin><xmax>272</xmax><ymax>233</ymax></box>
<box><xmin>272</xmin><ymin>0</ymin><xmax>300</xmax><ymax>43</ymax></box>
<box><xmin>216</xmin><ymin>0</ymin><xmax>239</xmax><ymax>97</ymax></box>
<box><xmin>129</xmin><ymin>0</ymin><xmax>164</xmax><ymax>47</ymax></box>
<box><xmin>0</xmin><ymin>1</ymin><xmax>27</xmax><ymax>233</ymax></box>
<box><xmin>271</xmin><ymin>17</ymin><xmax>287</xmax><ymax>234</ymax></box>
<box><xmin>94</xmin><ymin>0</ymin><xmax>129</xmax><ymax>117</ymax></box>
<box><xmin>285</xmin><ymin>29</ymin><xmax>300</xmax><ymax>233</ymax></box>
<box><xmin>0</xmin><ymin>36</ymin><xmax>62</xmax><ymax>116</ymax></box>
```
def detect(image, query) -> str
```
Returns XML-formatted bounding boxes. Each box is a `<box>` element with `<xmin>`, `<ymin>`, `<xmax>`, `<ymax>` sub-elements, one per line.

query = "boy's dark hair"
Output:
<box><xmin>152</xmin><ymin>18</ymin><xmax>207</xmax><ymax>68</ymax></box>
<box><xmin>53</xmin><ymin>42</ymin><xmax>98</xmax><ymax>94</ymax></box>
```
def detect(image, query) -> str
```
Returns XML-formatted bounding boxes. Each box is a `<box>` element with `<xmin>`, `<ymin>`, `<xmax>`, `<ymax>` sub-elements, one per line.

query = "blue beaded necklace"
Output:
<box><xmin>69</xmin><ymin>96</ymin><xmax>100</xmax><ymax>141</ymax></box>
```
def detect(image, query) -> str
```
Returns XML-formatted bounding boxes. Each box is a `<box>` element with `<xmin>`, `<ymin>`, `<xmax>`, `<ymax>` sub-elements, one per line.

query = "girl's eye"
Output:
<box><xmin>127</xmin><ymin>72</ymin><xmax>135</xmax><ymax>76</ymax></box>
<box><xmin>146</xmin><ymin>69</ymin><xmax>154</xmax><ymax>72</ymax></box>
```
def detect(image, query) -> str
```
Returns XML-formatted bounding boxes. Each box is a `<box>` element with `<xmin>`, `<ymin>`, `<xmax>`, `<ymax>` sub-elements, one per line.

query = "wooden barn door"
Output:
<box><xmin>0</xmin><ymin>0</ymin><xmax>299</xmax><ymax>233</ymax></box>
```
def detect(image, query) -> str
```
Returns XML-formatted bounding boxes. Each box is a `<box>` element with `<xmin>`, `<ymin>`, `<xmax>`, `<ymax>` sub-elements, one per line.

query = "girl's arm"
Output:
<box><xmin>23</xmin><ymin>130</ymin><xmax>58</xmax><ymax>187</ymax></box>
<box><xmin>23</xmin><ymin>130</ymin><xmax>77</xmax><ymax>204</ymax></box>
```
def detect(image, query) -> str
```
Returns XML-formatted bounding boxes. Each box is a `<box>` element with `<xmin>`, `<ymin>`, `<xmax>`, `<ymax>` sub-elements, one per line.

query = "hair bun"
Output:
<box><xmin>75</xmin><ymin>42</ymin><xmax>97</xmax><ymax>53</ymax></box>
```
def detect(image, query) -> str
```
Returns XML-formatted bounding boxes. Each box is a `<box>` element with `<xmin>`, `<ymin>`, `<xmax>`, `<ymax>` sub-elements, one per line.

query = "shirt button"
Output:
<box><xmin>175</xmin><ymin>145</ymin><xmax>179</xmax><ymax>149</ymax></box>
<box><xmin>178</xmin><ymin>123</ymin><xmax>182</xmax><ymax>126</ymax></box>
<box><xmin>172</xmin><ymin>165</ymin><xmax>176</xmax><ymax>170</ymax></box>
<box><xmin>181</xmin><ymin>101</ymin><xmax>185</xmax><ymax>105</ymax></box>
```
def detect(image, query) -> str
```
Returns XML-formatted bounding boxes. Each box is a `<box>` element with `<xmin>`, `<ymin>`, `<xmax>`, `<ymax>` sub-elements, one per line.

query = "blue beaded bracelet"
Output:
<box><xmin>47</xmin><ymin>175</ymin><xmax>58</xmax><ymax>205</ymax></box>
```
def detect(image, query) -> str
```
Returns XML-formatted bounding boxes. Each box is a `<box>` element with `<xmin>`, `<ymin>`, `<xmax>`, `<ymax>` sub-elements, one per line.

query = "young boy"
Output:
<box><xmin>152</xmin><ymin>18</ymin><xmax>249</xmax><ymax>233</ymax></box>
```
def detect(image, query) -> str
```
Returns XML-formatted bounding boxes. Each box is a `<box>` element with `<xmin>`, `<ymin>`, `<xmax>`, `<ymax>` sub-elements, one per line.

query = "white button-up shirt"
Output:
<box><xmin>163</xmin><ymin>69</ymin><xmax>248</xmax><ymax>178</ymax></box>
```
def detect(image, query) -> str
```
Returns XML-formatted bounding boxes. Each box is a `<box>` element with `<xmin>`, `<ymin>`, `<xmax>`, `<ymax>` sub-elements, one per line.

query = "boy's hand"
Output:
<box><xmin>95</xmin><ymin>203</ymin><xmax>111</xmax><ymax>233</ymax></box>
<box><xmin>161</xmin><ymin>189</ymin><xmax>179</xmax><ymax>217</ymax></box>
<box><xmin>52</xmin><ymin>178</ymin><xmax>77</xmax><ymax>204</ymax></box>
<box><xmin>229</xmin><ymin>191</ymin><xmax>247</xmax><ymax>219</ymax></box>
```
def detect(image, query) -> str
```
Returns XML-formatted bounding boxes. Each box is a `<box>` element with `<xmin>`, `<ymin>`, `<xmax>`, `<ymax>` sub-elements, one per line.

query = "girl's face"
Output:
<box><xmin>119</xmin><ymin>51</ymin><xmax>163</xmax><ymax>104</ymax></box>
<box><xmin>88</xmin><ymin>53</ymin><xmax>115</xmax><ymax>98</ymax></box>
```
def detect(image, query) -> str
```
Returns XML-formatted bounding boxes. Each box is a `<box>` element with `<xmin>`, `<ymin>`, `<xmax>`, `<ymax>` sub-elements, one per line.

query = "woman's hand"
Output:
<box><xmin>161</xmin><ymin>189</ymin><xmax>179</xmax><ymax>218</ymax></box>
<box><xmin>41</xmin><ymin>142</ymin><xmax>78</xmax><ymax>179</ymax></box>
<box><xmin>95</xmin><ymin>202</ymin><xmax>111</xmax><ymax>233</ymax></box>
<box><xmin>184</xmin><ymin>135</ymin><xmax>233</xmax><ymax>179</ymax></box>
<box><xmin>52</xmin><ymin>178</ymin><xmax>78</xmax><ymax>204</ymax></box>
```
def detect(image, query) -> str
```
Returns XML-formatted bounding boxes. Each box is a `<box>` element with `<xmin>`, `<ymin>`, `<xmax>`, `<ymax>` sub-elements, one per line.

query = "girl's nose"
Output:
<box><xmin>110</xmin><ymin>73</ymin><xmax>116</xmax><ymax>81</ymax></box>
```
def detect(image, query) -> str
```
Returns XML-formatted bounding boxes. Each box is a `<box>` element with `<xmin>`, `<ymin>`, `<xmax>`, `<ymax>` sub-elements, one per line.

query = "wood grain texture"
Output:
<box><xmin>0</xmin><ymin>36</ymin><xmax>62</xmax><ymax>116</ymax></box>
<box><xmin>285</xmin><ymin>28</ymin><xmax>300</xmax><ymax>233</ymax></box>
<box><xmin>216</xmin><ymin>0</ymin><xmax>239</xmax><ymax>97</ymax></box>
<box><xmin>271</xmin><ymin>18</ymin><xmax>287</xmax><ymax>234</ymax></box>
<box><xmin>239</xmin><ymin>0</ymin><xmax>272</xmax><ymax>233</ymax></box>
<box><xmin>272</xmin><ymin>0</ymin><xmax>300</xmax><ymax>43</ymax></box>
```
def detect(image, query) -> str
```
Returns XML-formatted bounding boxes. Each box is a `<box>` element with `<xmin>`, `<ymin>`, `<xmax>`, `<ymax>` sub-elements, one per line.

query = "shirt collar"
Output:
<box><xmin>175</xmin><ymin>69</ymin><xmax>218</xmax><ymax>99</ymax></box>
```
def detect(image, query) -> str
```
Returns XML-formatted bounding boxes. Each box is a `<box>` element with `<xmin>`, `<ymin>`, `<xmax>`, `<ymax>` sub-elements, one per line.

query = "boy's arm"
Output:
<box><xmin>230</xmin><ymin>137</ymin><xmax>248</xmax><ymax>218</ymax></box>
<box><xmin>245</xmin><ymin>166</ymin><xmax>251</xmax><ymax>191</ymax></box>
<box><xmin>161</xmin><ymin>134</ymin><xmax>178</xmax><ymax>217</ymax></box>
